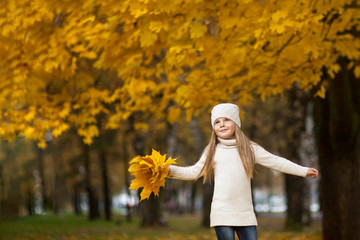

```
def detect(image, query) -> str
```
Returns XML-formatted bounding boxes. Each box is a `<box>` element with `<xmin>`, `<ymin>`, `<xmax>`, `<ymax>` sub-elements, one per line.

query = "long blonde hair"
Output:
<box><xmin>200</xmin><ymin>126</ymin><xmax>255</xmax><ymax>183</ymax></box>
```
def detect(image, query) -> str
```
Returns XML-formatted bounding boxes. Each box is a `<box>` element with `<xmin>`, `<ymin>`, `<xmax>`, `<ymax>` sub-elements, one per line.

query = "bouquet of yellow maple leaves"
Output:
<box><xmin>128</xmin><ymin>149</ymin><xmax>176</xmax><ymax>202</ymax></box>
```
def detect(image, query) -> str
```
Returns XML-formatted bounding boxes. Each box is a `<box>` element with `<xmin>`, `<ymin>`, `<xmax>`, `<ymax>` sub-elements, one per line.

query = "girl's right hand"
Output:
<box><xmin>306</xmin><ymin>168</ymin><xmax>319</xmax><ymax>178</ymax></box>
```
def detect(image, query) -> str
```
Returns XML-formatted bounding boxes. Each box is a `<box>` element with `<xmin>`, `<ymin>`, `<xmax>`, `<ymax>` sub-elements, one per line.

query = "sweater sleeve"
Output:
<box><xmin>167</xmin><ymin>150</ymin><xmax>207</xmax><ymax>180</ymax></box>
<box><xmin>253</xmin><ymin>143</ymin><xmax>309</xmax><ymax>177</ymax></box>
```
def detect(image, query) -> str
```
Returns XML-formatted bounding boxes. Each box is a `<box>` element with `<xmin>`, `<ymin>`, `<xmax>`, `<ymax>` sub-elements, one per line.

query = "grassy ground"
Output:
<box><xmin>0</xmin><ymin>213</ymin><xmax>322</xmax><ymax>240</ymax></box>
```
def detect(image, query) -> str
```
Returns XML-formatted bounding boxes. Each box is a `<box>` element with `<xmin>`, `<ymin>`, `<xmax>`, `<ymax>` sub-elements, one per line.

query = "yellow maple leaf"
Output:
<box><xmin>149</xmin><ymin>21</ymin><xmax>167</xmax><ymax>33</ymax></box>
<box><xmin>128</xmin><ymin>149</ymin><xmax>176</xmax><ymax>201</ymax></box>
<box><xmin>140</xmin><ymin>28</ymin><xmax>158</xmax><ymax>47</ymax></box>
<box><xmin>190</xmin><ymin>21</ymin><xmax>207</xmax><ymax>39</ymax></box>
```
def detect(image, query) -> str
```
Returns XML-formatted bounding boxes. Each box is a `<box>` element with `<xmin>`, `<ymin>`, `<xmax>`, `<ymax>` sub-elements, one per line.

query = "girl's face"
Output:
<box><xmin>213</xmin><ymin>117</ymin><xmax>236</xmax><ymax>139</ymax></box>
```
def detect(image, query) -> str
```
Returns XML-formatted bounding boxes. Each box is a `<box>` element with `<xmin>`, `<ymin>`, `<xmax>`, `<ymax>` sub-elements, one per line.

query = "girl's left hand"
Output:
<box><xmin>306</xmin><ymin>168</ymin><xmax>319</xmax><ymax>178</ymax></box>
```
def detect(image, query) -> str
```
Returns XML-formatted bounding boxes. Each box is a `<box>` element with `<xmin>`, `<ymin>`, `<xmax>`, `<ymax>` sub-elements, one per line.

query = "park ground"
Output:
<box><xmin>0</xmin><ymin>213</ymin><xmax>322</xmax><ymax>240</ymax></box>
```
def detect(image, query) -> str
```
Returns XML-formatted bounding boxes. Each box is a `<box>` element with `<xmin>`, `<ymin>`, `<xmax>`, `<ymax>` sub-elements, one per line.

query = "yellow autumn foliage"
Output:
<box><xmin>0</xmin><ymin>0</ymin><xmax>359</xmax><ymax>145</ymax></box>
<box><xmin>128</xmin><ymin>149</ymin><xmax>176</xmax><ymax>201</ymax></box>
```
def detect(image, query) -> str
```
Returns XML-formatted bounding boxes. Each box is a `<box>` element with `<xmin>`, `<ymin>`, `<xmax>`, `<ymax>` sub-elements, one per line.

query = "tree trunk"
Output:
<box><xmin>140</xmin><ymin>193</ymin><xmax>162</xmax><ymax>227</ymax></box>
<box><xmin>73</xmin><ymin>184</ymin><xmax>82</xmax><ymax>215</ymax></box>
<box><xmin>0</xmin><ymin>164</ymin><xmax>4</xmax><ymax>213</ymax></box>
<box><xmin>122</xmin><ymin>138</ymin><xmax>132</xmax><ymax>222</ymax></box>
<box><xmin>52</xmin><ymin>154</ymin><xmax>67</xmax><ymax>215</ymax></box>
<box><xmin>285</xmin><ymin>175</ymin><xmax>305</xmax><ymax>230</ymax></box>
<box><xmin>283</xmin><ymin>87</ymin><xmax>308</xmax><ymax>230</ymax></box>
<box><xmin>313</xmin><ymin>58</ymin><xmax>360</xmax><ymax>239</ymax></box>
<box><xmin>26</xmin><ymin>188</ymin><xmax>34</xmax><ymax>215</ymax></box>
<box><xmin>133</xmin><ymin>132</ymin><xmax>163</xmax><ymax>226</ymax></box>
<box><xmin>161</xmin><ymin>123</ymin><xmax>178</xmax><ymax>223</ymax></box>
<box><xmin>38</xmin><ymin>147</ymin><xmax>51</xmax><ymax>212</ymax></box>
<box><xmin>53</xmin><ymin>173</ymin><xmax>60</xmax><ymax>215</ymax></box>
<box><xmin>190</xmin><ymin>183</ymin><xmax>197</xmax><ymax>214</ymax></box>
<box><xmin>189</xmin><ymin>117</ymin><xmax>213</xmax><ymax>227</ymax></box>
<box><xmin>99</xmin><ymin>149</ymin><xmax>112</xmax><ymax>220</ymax></box>
<box><xmin>83</xmin><ymin>144</ymin><xmax>100</xmax><ymax>220</ymax></box>
<box><xmin>300</xmin><ymin>102</ymin><xmax>317</xmax><ymax>226</ymax></box>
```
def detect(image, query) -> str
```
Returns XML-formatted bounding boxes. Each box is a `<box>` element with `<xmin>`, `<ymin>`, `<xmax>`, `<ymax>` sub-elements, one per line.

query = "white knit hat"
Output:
<box><xmin>211</xmin><ymin>103</ymin><xmax>241</xmax><ymax>129</ymax></box>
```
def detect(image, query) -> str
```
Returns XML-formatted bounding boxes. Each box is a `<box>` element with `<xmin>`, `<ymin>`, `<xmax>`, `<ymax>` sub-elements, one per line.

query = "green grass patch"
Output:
<box><xmin>0</xmin><ymin>213</ymin><xmax>321</xmax><ymax>240</ymax></box>
<box><xmin>0</xmin><ymin>214</ymin><xmax>214</xmax><ymax>240</ymax></box>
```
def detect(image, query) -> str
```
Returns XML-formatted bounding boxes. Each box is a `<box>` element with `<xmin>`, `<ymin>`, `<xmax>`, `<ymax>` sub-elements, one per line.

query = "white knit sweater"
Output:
<box><xmin>168</xmin><ymin>138</ymin><xmax>309</xmax><ymax>227</ymax></box>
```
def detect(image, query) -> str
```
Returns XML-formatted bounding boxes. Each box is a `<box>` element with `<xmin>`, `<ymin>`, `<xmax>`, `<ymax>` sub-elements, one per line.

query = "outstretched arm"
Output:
<box><xmin>306</xmin><ymin>168</ymin><xmax>319</xmax><ymax>178</ymax></box>
<box><xmin>167</xmin><ymin>150</ymin><xmax>207</xmax><ymax>180</ymax></box>
<box><xmin>253</xmin><ymin>143</ymin><xmax>309</xmax><ymax>177</ymax></box>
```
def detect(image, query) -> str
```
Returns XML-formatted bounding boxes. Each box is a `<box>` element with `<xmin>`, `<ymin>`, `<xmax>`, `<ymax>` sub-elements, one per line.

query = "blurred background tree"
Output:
<box><xmin>0</xmin><ymin>0</ymin><xmax>359</xmax><ymax>239</ymax></box>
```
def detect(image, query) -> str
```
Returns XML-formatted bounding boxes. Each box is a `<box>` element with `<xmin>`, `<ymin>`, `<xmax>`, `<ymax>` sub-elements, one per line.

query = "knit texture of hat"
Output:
<box><xmin>211</xmin><ymin>103</ymin><xmax>241</xmax><ymax>129</ymax></box>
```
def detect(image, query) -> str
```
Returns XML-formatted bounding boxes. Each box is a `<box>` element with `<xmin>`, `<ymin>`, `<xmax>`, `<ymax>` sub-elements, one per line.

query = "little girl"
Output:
<box><xmin>167</xmin><ymin>103</ymin><xmax>319</xmax><ymax>240</ymax></box>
